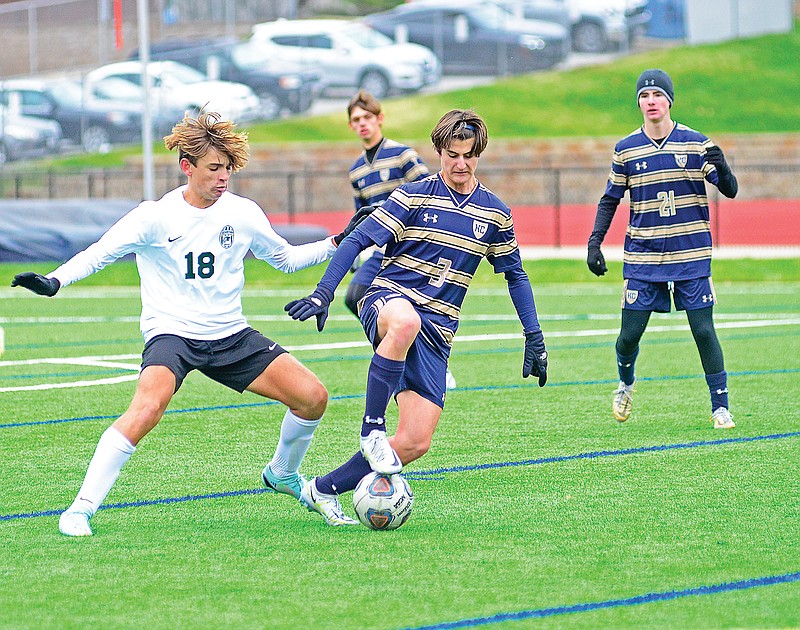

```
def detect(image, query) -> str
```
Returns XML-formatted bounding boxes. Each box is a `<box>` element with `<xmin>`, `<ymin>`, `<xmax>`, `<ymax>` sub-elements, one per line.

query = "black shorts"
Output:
<box><xmin>141</xmin><ymin>328</ymin><xmax>287</xmax><ymax>393</ymax></box>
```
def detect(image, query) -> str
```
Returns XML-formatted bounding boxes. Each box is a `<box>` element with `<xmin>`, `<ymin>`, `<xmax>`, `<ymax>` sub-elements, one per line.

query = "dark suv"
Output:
<box><xmin>132</xmin><ymin>38</ymin><xmax>320</xmax><ymax>120</ymax></box>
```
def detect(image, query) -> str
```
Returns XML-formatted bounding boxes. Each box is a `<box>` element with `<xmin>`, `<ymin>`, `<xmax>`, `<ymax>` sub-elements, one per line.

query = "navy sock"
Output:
<box><xmin>616</xmin><ymin>347</ymin><xmax>639</xmax><ymax>386</ymax></box>
<box><xmin>705</xmin><ymin>370</ymin><xmax>729</xmax><ymax>411</ymax></box>
<box><xmin>315</xmin><ymin>452</ymin><xmax>372</xmax><ymax>495</ymax></box>
<box><xmin>361</xmin><ymin>353</ymin><xmax>404</xmax><ymax>438</ymax></box>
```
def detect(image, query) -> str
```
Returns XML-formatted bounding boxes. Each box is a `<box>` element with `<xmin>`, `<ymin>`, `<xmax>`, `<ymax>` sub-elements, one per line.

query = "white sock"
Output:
<box><xmin>68</xmin><ymin>426</ymin><xmax>136</xmax><ymax>517</ymax></box>
<box><xmin>268</xmin><ymin>409</ymin><xmax>321</xmax><ymax>477</ymax></box>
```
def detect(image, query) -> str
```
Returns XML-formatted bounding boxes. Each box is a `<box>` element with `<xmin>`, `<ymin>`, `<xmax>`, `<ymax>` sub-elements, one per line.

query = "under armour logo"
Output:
<box><xmin>716</xmin><ymin>388</ymin><xmax>728</xmax><ymax>395</ymax></box>
<box><xmin>635</xmin><ymin>161</ymin><xmax>648</xmax><ymax>171</ymax></box>
<box><xmin>364</xmin><ymin>416</ymin><xmax>385</xmax><ymax>425</ymax></box>
<box><xmin>702</xmin><ymin>294</ymin><xmax>713</xmax><ymax>303</ymax></box>
<box><xmin>644</xmin><ymin>79</ymin><xmax>656</xmax><ymax>86</ymax></box>
<box><xmin>423</xmin><ymin>213</ymin><xmax>438</xmax><ymax>223</ymax></box>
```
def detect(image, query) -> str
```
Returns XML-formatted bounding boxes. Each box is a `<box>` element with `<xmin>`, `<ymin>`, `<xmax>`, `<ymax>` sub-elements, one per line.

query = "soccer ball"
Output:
<box><xmin>353</xmin><ymin>472</ymin><xmax>414</xmax><ymax>531</ymax></box>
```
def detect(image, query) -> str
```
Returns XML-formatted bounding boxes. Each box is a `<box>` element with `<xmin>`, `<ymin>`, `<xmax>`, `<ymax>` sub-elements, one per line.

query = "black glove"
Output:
<box><xmin>587</xmin><ymin>245</ymin><xmax>607</xmax><ymax>277</ymax></box>
<box><xmin>704</xmin><ymin>145</ymin><xmax>729</xmax><ymax>172</ymax></box>
<box><xmin>11</xmin><ymin>272</ymin><xmax>60</xmax><ymax>297</ymax></box>
<box><xmin>334</xmin><ymin>205</ymin><xmax>375</xmax><ymax>246</ymax></box>
<box><xmin>284</xmin><ymin>286</ymin><xmax>334</xmax><ymax>332</ymax></box>
<box><xmin>523</xmin><ymin>331</ymin><xmax>547</xmax><ymax>387</ymax></box>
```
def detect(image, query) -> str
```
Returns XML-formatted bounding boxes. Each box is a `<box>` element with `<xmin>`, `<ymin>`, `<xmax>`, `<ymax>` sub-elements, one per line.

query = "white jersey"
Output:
<box><xmin>51</xmin><ymin>186</ymin><xmax>336</xmax><ymax>342</ymax></box>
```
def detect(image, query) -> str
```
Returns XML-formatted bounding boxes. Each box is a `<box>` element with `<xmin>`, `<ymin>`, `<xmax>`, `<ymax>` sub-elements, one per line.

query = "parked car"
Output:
<box><xmin>248</xmin><ymin>19</ymin><xmax>440</xmax><ymax>99</ymax></box>
<box><xmin>0</xmin><ymin>103</ymin><xmax>62</xmax><ymax>164</ymax></box>
<box><xmin>86</xmin><ymin>60</ymin><xmax>262</xmax><ymax>123</ymax></box>
<box><xmin>131</xmin><ymin>38</ymin><xmax>320</xmax><ymax>120</ymax></box>
<box><xmin>0</xmin><ymin>78</ymin><xmax>145</xmax><ymax>152</ymax></box>
<box><xmin>84</xmin><ymin>76</ymin><xmax>185</xmax><ymax>134</ymax></box>
<box><xmin>497</xmin><ymin>0</ymin><xmax>651</xmax><ymax>52</ymax></box>
<box><xmin>362</xmin><ymin>0</ymin><xmax>569</xmax><ymax>76</ymax></box>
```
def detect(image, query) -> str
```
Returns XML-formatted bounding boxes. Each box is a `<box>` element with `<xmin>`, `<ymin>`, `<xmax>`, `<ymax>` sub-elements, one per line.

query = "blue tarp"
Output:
<box><xmin>0</xmin><ymin>199</ymin><xmax>329</xmax><ymax>262</ymax></box>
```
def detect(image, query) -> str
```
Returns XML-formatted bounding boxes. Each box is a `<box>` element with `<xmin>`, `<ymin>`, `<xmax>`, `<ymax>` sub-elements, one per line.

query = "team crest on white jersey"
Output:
<box><xmin>379</xmin><ymin>168</ymin><xmax>390</xmax><ymax>182</ymax></box>
<box><xmin>472</xmin><ymin>221</ymin><xmax>488</xmax><ymax>239</ymax></box>
<box><xmin>219</xmin><ymin>225</ymin><xmax>234</xmax><ymax>249</ymax></box>
<box><xmin>675</xmin><ymin>154</ymin><xmax>687</xmax><ymax>168</ymax></box>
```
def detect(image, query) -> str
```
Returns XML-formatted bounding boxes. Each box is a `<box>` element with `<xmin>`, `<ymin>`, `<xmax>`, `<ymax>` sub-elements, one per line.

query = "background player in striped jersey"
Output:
<box><xmin>11</xmin><ymin>111</ymin><xmax>370</xmax><ymax>536</ymax></box>
<box><xmin>286</xmin><ymin>109</ymin><xmax>548</xmax><ymax>525</ymax></box>
<box><xmin>586</xmin><ymin>69</ymin><xmax>739</xmax><ymax>429</ymax></box>
<box><xmin>345</xmin><ymin>90</ymin><xmax>456</xmax><ymax>389</ymax></box>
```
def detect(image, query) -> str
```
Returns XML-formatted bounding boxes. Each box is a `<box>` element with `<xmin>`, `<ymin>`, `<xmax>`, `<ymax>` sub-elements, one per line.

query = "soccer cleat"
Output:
<box><xmin>612</xmin><ymin>380</ymin><xmax>636</xmax><ymax>422</ymax></box>
<box><xmin>360</xmin><ymin>429</ymin><xmax>402</xmax><ymax>474</ymax></box>
<box><xmin>445</xmin><ymin>367</ymin><xmax>457</xmax><ymax>390</ymax></box>
<box><xmin>262</xmin><ymin>464</ymin><xmax>307</xmax><ymax>501</ymax></box>
<box><xmin>58</xmin><ymin>508</ymin><xmax>93</xmax><ymax>537</ymax></box>
<box><xmin>299</xmin><ymin>478</ymin><xmax>358</xmax><ymax>526</ymax></box>
<box><xmin>711</xmin><ymin>407</ymin><xmax>735</xmax><ymax>429</ymax></box>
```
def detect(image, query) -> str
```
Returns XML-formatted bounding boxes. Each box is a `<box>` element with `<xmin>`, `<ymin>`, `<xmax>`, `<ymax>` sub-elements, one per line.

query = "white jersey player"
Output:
<box><xmin>12</xmin><ymin>111</ymin><xmax>372</xmax><ymax>536</ymax></box>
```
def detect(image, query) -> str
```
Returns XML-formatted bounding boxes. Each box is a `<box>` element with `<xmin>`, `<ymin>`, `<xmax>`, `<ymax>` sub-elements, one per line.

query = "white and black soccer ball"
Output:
<box><xmin>353</xmin><ymin>472</ymin><xmax>414</xmax><ymax>531</ymax></box>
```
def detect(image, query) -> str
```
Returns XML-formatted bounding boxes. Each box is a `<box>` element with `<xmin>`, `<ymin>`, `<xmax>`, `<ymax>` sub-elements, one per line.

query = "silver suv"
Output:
<box><xmin>248</xmin><ymin>19</ymin><xmax>441</xmax><ymax>99</ymax></box>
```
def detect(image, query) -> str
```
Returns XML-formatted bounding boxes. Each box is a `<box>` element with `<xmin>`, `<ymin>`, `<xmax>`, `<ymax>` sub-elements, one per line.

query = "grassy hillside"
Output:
<box><xmin>34</xmin><ymin>24</ymin><xmax>800</xmax><ymax>171</ymax></box>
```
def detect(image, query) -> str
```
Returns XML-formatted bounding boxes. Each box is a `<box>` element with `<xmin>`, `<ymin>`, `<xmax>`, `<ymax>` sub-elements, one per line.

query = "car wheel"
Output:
<box><xmin>572</xmin><ymin>21</ymin><xmax>608</xmax><ymax>53</ymax></box>
<box><xmin>258</xmin><ymin>92</ymin><xmax>282</xmax><ymax>121</ymax></box>
<box><xmin>82</xmin><ymin>126</ymin><xmax>112</xmax><ymax>153</ymax></box>
<box><xmin>360</xmin><ymin>70</ymin><xmax>390</xmax><ymax>99</ymax></box>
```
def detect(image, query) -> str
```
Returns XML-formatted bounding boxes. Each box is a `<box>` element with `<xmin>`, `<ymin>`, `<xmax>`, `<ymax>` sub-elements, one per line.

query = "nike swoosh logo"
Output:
<box><xmin>168</xmin><ymin>236</ymin><xmax>182</xmax><ymax>242</ymax></box>
<box><xmin>268</xmin><ymin>342</ymin><xmax>277</xmax><ymax>351</ymax></box>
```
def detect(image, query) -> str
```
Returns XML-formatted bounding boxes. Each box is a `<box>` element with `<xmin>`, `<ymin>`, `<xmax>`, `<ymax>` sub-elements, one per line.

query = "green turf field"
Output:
<box><xmin>1</xmin><ymin>259</ymin><xmax>799</xmax><ymax>629</ymax></box>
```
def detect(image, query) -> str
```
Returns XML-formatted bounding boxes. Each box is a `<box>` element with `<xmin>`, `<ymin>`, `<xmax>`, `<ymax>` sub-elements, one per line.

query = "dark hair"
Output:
<box><xmin>347</xmin><ymin>89</ymin><xmax>382</xmax><ymax>120</ymax></box>
<box><xmin>430</xmin><ymin>109</ymin><xmax>487</xmax><ymax>157</ymax></box>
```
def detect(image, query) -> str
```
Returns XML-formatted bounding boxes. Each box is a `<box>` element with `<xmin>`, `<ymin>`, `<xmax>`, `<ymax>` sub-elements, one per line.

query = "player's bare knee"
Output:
<box><xmin>299</xmin><ymin>379</ymin><xmax>328</xmax><ymax>420</ymax></box>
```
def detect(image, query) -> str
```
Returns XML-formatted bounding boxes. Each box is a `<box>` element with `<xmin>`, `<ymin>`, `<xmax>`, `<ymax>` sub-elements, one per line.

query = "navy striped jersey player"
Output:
<box><xmin>587</xmin><ymin>69</ymin><xmax>738</xmax><ymax>430</ymax></box>
<box><xmin>349</xmin><ymin>137</ymin><xmax>428</xmax><ymax>209</ymax></box>
<box><xmin>285</xmin><ymin>110</ymin><xmax>548</xmax><ymax>525</ymax></box>
<box><xmin>604</xmin><ymin>123</ymin><xmax>724</xmax><ymax>282</ymax></box>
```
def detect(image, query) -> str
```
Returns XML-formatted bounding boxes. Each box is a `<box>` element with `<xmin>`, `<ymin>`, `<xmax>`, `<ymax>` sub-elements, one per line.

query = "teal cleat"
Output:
<box><xmin>262</xmin><ymin>464</ymin><xmax>307</xmax><ymax>501</ymax></box>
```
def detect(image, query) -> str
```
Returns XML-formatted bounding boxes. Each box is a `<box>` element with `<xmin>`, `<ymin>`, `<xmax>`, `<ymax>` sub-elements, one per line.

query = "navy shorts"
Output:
<box><xmin>141</xmin><ymin>327</ymin><xmax>287</xmax><ymax>393</ymax></box>
<box><xmin>360</xmin><ymin>289</ymin><xmax>451</xmax><ymax>409</ymax></box>
<box><xmin>622</xmin><ymin>277</ymin><xmax>717</xmax><ymax>313</ymax></box>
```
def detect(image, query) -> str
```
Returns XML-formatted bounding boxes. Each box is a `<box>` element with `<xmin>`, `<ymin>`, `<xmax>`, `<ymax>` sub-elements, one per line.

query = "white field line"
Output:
<box><xmin>1</xmin><ymin>317</ymin><xmax>798</xmax><ymax>393</ymax></box>
<box><xmin>2</xmin><ymin>312</ymin><xmax>799</xmax><ymax>325</ymax></box>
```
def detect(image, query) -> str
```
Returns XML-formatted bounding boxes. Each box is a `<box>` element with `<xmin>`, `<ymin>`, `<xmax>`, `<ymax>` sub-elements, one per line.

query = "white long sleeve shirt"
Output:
<box><xmin>51</xmin><ymin>186</ymin><xmax>336</xmax><ymax>342</ymax></box>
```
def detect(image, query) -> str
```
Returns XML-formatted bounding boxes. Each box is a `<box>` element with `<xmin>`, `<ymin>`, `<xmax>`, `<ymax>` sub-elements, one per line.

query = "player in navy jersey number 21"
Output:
<box><xmin>286</xmin><ymin>109</ymin><xmax>549</xmax><ymax>525</ymax></box>
<box><xmin>11</xmin><ymin>111</ymin><xmax>371</xmax><ymax>536</ymax></box>
<box><xmin>587</xmin><ymin>69</ymin><xmax>739</xmax><ymax>429</ymax></box>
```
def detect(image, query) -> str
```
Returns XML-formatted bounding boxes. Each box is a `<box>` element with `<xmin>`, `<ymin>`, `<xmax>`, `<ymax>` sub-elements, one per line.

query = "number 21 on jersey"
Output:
<box><xmin>657</xmin><ymin>190</ymin><xmax>677</xmax><ymax>217</ymax></box>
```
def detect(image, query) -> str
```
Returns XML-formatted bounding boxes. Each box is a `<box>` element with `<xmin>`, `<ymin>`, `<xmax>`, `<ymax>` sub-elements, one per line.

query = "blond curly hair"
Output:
<box><xmin>164</xmin><ymin>111</ymin><xmax>250</xmax><ymax>172</ymax></box>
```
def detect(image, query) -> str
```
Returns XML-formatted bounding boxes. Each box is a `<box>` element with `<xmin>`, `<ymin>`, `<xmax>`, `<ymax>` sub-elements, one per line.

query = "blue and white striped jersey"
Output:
<box><xmin>605</xmin><ymin>122</ymin><xmax>721</xmax><ymax>282</ymax></box>
<box><xmin>349</xmin><ymin>138</ymin><xmax>429</xmax><ymax>209</ymax></box>
<box><xmin>358</xmin><ymin>173</ymin><xmax>523</xmax><ymax>342</ymax></box>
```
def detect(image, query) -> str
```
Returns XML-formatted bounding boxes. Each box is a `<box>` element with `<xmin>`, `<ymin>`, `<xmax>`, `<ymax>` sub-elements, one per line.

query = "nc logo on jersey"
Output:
<box><xmin>625</xmin><ymin>289</ymin><xmax>639</xmax><ymax>304</ymax></box>
<box><xmin>219</xmin><ymin>225</ymin><xmax>234</xmax><ymax>249</ymax></box>
<box><xmin>379</xmin><ymin>169</ymin><xmax>390</xmax><ymax>182</ymax></box>
<box><xmin>675</xmin><ymin>154</ymin><xmax>687</xmax><ymax>168</ymax></box>
<box><xmin>472</xmin><ymin>221</ymin><xmax>488</xmax><ymax>240</ymax></box>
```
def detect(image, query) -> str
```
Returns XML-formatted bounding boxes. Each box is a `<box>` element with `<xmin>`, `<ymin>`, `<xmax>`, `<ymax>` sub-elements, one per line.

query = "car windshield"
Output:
<box><xmin>340</xmin><ymin>23</ymin><xmax>394</xmax><ymax>48</ymax></box>
<box><xmin>93</xmin><ymin>77</ymin><xmax>143</xmax><ymax>100</ymax></box>
<box><xmin>231</xmin><ymin>42</ymin><xmax>269</xmax><ymax>70</ymax></box>
<box><xmin>467</xmin><ymin>3</ymin><xmax>516</xmax><ymax>28</ymax></box>
<box><xmin>159</xmin><ymin>63</ymin><xmax>208</xmax><ymax>84</ymax></box>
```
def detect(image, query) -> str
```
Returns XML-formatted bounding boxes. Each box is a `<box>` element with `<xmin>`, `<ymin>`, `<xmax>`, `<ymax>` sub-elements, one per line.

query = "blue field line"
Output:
<box><xmin>2</xmin><ymin>368</ymin><xmax>798</xmax><ymax>430</ymax></box>
<box><xmin>401</xmin><ymin>430</ymin><xmax>800</xmax><ymax>479</ymax></box>
<box><xmin>3</xmin><ymin>430</ymin><xmax>799</xmax><ymax>523</ymax></box>
<box><xmin>0</xmin><ymin>488</ymin><xmax>271</xmax><ymax>522</ymax></box>
<box><xmin>402</xmin><ymin>571</ymin><xmax>800</xmax><ymax>629</ymax></box>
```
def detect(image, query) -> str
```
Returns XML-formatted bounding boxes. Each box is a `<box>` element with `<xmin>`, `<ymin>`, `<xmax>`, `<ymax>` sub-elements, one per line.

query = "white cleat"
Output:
<box><xmin>58</xmin><ymin>509</ymin><xmax>93</xmax><ymax>537</ymax></box>
<box><xmin>360</xmin><ymin>429</ymin><xmax>402</xmax><ymax>474</ymax></box>
<box><xmin>712</xmin><ymin>407</ymin><xmax>735</xmax><ymax>429</ymax></box>
<box><xmin>299</xmin><ymin>479</ymin><xmax>358</xmax><ymax>526</ymax></box>
<box><xmin>445</xmin><ymin>367</ymin><xmax>457</xmax><ymax>390</ymax></box>
<box><xmin>612</xmin><ymin>379</ymin><xmax>636</xmax><ymax>422</ymax></box>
